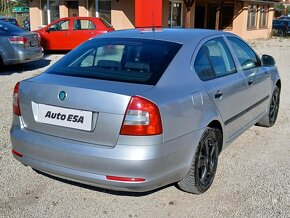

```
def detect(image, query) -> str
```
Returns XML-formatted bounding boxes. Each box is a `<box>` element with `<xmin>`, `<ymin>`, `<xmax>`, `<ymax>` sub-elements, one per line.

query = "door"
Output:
<box><xmin>195</xmin><ymin>6</ymin><xmax>205</xmax><ymax>28</ymax></box>
<box><xmin>193</xmin><ymin>37</ymin><xmax>249</xmax><ymax>142</ymax></box>
<box><xmin>226</xmin><ymin>36</ymin><xmax>272</xmax><ymax>127</ymax></box>
<box><xmin>69</xmin><ymin>18</ymin><xmax>100</xmax><ymax>49</ymax></box>
<box><xmin>42</xmin><ymin>19</ymin><xmax>71</xmax><ymax>50</ymax></box>
<box><xmin>67</xmin><ymin>1</ymin><xmax>79</xmax><ymax>17</ymax></box>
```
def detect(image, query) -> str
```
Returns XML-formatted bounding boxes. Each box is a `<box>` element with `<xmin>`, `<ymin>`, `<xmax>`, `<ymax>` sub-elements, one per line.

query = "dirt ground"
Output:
<box><xmin>0</xmin><ymin>38</ymin><xmax>289</xmax><ymax>218</ymax></box>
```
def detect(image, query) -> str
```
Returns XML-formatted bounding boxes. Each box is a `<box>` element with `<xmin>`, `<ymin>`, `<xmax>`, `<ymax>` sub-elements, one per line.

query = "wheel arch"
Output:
<box><xmin>207</xmin><ymin>120</ymin><xmax>223</xmax><ymax>154</ymax></box>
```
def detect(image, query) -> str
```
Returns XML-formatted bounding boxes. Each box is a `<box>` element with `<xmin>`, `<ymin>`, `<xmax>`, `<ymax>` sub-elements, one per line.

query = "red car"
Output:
<box><xmin>36</xmin><ymin>17</ymin><xmax>114</xmax><ymax>50</ymax></box>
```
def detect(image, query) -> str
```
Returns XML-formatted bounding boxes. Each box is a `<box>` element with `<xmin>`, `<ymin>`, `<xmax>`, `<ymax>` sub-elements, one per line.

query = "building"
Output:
<box><xmin>29</xmin><ymin>0</ymin><xmax>278</xmax><ymax>40</ymax></box>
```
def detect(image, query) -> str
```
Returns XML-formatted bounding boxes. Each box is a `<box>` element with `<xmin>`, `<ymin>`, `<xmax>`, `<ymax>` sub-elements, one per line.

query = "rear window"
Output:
<box><xmin>46</xmin><ymin>38</ymin><xmax>182</xmax><ymax>85</ymax></box>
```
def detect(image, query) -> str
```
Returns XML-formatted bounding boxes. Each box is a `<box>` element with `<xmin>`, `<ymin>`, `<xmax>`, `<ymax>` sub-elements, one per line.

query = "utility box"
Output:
<box><xmin>135</xmin><ymin>0</ymin><xmax>162</xmax><ymax>28</ymax></box>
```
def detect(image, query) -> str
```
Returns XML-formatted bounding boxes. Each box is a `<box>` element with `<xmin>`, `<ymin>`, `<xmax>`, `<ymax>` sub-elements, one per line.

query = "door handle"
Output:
<box><xmin>65</xmin><ymin>32</ymin><xmax>70</xmax><ymax>36</ymax></box>
<box><xmin>248</xmin><ymin>79</ymin><xmax>254</xmax><ymax>86</ymax></box>
<box><xmin>215</xmin><ymin>90</ymin><xmax>223</xmax><ymax>99</ymax></box>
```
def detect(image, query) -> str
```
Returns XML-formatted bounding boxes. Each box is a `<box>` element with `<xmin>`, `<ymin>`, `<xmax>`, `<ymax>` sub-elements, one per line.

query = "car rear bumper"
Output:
<box><xmin>3</xmin><ymin>46</ymin><xmax>43</xmax><ymax>65</ymax></box>
<box><xmin>10</xmin><ymin>122</ymin><xmax>204</xmax><ymax>192</ymax></box>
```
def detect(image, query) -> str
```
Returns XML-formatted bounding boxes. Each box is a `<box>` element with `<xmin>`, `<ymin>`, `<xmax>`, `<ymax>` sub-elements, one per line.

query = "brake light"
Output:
<box><xmin>120</xmin><ymin>96</ymin><xmax>162</xmax><ymax>136</ymax></box>
<box><xmin>8</xmin><ymin>37</ymin><xmax>29</xmax><ymax>47</ymax></box>
<box><xmin>13</xmin><ymin>82</ymin><xmax>21</xmax><ymax>116</ymax></box>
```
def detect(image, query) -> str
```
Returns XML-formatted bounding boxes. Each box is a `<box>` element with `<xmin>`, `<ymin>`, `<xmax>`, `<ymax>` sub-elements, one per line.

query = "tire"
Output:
<box><xmin>256</xmin><ymin>86</ymin><xmax>280</xmax><ymax>127</ymax></box>
<box><xmin>278</xmin><ymin>29</ymin><xmax>285</xmax><ymax>37</ymax></box>
<box><xmin>0</xmin><ymin>56</ymin><xmax>3</xmax><ymax>70</ymax></box>
<box><xmin>178</xmin><ymin>127</ymin><xmax>221</xmax><ymax>194</ymax></box>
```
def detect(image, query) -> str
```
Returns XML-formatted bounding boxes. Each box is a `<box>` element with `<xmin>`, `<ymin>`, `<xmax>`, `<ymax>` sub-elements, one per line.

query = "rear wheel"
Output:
<box><xmin>256</xmin><ymin>86</ymin><xmax>280</xmax><ymax>127</ymax></box>
<box><xmin>178</xmin><ymin>127</ymin><xmax>220</xmax><ymax>194</ymax></box>
<box><xmin>0</xmin><ymin>56</ymin><xmax>3</xmax><ymax>70</ymax></box>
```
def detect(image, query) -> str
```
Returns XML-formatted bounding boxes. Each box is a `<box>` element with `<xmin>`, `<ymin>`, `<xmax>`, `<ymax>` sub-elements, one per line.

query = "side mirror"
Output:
<box><xmin>261</xmin><ymin>54</ymin><xmax>275</xmax><ymax>67</ymax></box>
<box><xmin>45</xmin><ymin>28</ymin><xmax>50</xmax><ymax>33</ymax></box>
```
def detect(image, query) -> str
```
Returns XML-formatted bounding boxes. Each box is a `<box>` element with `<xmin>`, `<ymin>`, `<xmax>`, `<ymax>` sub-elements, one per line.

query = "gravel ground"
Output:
<box><xmin>1</xmin><ymin>39</ymin><xmax>290</xmax><ymax>218</ymax></box>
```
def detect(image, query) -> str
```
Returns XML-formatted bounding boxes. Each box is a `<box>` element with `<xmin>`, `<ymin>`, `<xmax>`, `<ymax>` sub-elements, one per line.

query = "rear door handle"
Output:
<box><xmin>215</xmin><ymin>90</ymin><xmax>223</xmax><ymax>99</ymax></box>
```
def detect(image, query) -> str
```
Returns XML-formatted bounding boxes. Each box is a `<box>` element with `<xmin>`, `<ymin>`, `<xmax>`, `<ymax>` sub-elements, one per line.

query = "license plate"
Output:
<box><xmin>37</xmin><ymin>104</ymin><xmax>93</xmax><ymax>131</ymax></box>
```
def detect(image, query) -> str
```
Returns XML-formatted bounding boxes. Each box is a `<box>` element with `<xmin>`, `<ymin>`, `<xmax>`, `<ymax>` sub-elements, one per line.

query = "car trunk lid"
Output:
<box><xmin>19</xmin><ymin>74</ymin><xmax>153</xmax><ymax>147</ymax></box>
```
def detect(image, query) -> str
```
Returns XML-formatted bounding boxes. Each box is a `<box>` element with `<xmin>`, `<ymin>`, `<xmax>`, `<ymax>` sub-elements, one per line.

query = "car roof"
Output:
<box><xmin>95</xmin><ymin>28</ymin><xmax>233</xmax><ymax>45</ymax></box>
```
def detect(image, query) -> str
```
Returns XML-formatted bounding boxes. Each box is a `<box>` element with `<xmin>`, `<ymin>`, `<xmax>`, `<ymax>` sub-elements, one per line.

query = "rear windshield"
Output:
<box><xmin>0</xmin><ymin>21</ymin><xmax>23</xmax><ymax>33</ymax></box>
<box><xmin>45</xmin><ymin>38</ymin><xmax>182</xmax><ymax>85</ymax></box>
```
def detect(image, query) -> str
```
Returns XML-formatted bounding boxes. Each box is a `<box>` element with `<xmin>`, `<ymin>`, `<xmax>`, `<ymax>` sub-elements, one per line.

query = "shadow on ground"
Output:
<box><xmin>34</xmin><ymin>169</ymin><xmax>175</xmax><ymax>197</ymax></box>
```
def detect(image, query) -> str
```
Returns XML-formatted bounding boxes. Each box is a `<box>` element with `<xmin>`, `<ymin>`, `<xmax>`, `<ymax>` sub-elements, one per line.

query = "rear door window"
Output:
<box><xmin>73</xmin><ymin>19</ymin><xmax>95</xmax><ymax>30</ymax></box>
<box><xmin>46</xmin><ymin>38</ymin><xmax>182</xmax><ymax>85</ymax></box>
<box><xmin>194</xmin><ymin>37</ymin><xmax>236</xmax><ymax>81</ymax></box>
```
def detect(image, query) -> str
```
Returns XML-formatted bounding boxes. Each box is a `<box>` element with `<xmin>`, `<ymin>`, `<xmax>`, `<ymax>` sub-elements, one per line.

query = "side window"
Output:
<box><xmin>49</xmin><ymin>20</ymin><xmax>70</xmax><ymax>31</ymax></box>
<box><xmin>194</xmin><ymin>37</ymin><xmax>236</xmax><ymax>81</ymax></box>
<box><xmin>73</xmin><ymin>19</ymin><xmax>96</xmax><ymax>30</ymax></box>
<box><xmin>227</xmin><ymin>36</ymin><xmax>261</xmax><ymax>71</ymax></box>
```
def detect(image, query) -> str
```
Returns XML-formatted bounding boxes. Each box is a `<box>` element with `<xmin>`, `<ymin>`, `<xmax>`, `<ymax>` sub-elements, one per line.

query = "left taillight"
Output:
<box><xmin>13</xmin><ymin>82</ymin><xmax>21</xmax><ymax>116</ymax></box>
<box><xmin>8</xmin><ymin>37</ymin><xmax>29</xmax><ymax>47</ymax></box>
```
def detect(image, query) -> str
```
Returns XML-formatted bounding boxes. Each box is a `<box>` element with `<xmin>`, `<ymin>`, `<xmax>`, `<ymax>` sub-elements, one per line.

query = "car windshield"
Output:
<box><xmin>0</xmin><ymin>21</ymin><xmax>23</xmax><ymax>33</ymax></box>
<box><xmin>45</xmin><ymin>38</ymin><xmax>182</xmax><ymax>85</ymax></box>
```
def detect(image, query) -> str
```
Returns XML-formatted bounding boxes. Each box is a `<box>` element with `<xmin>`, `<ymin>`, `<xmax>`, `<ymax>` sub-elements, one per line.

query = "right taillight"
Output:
<box><xmin>13</xmin><ymin>82</ymin><xmax>21</xmax><ymax>116</ymax></box>
<box><xmin>120</xmin><ymin>96</ymin><xmax>163</xmax><ymax>136</ymax></box>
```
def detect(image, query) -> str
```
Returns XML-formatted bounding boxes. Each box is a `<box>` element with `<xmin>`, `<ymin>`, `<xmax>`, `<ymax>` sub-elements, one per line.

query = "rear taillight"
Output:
<box><xmin>13</xmin><ymin>82</ymin><xmax>21</xmax><ymax>116</ymax></box>
<box><xmin>120</xmin><ymin>96</ymin><xmax>162</xmax><ymax>136</ymax></box>
<box><xmin>8</xmin><ymin>37</ymin><xmax>29</xmax><ymax>47</ymax></box>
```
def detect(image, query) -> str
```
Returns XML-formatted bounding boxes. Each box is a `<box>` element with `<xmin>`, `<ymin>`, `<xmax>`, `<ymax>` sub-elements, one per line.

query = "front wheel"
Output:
<box><xmin>178</xmin><ymin>127</ymin><xmax>220</xmax><ymax>194</ymax></box>
<box><xmin>277</xmin><ymin>29</ymin><xmax>285</xmax><ymax>37</ymax></box>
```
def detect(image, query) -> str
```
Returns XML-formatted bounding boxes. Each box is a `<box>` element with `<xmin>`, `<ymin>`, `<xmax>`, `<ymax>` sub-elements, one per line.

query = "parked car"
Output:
<box><xmin>0</xmin><ymin>21</ymin><xmax>43</xmax><ymax>67</ymax></box>
<box><xmin>0</xmin><ymin>16</ymin><xmax>20</xmax><ymax>27</ymax></box>
<box><xmin>277</xmin><ymin>15</ymin><xmax>290</xmax><ymax>21</ymax></box>
<box><xmin>35</xmin><ymin>17</ymin><xmax>114</xmax><ymax>50</ymax></box>
<box><xmin>10</xmin><ymin>29</ymin><xmax>281</xmax><ymax>194</ymax></box>
<box><xmin>272</xmin><ymin>19</ymin><xmax>290</xmax><ymax>36</ymax></box>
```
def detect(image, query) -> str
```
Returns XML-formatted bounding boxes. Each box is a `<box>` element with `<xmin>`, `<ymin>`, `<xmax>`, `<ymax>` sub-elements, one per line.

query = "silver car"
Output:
<box><xmin>10</xmin><ymin>29</ymin><xmax>281</xmax><ymax>194</ymax></box>
<box><xmin>0</xmin><ymin>21</ymin><xmax>43</xmax><ymax>67</ymax></box>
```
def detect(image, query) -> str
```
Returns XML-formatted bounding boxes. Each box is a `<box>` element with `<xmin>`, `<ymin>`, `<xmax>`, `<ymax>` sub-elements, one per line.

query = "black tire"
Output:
<box><xmin>178</xmin><ymin>127</ymin><xmax>221</xmax><ymax>194</ymax></box>
<box><xmin>256</xmin><ymin>86</ymin><xmax>280</xmax><ymax>127</ymax></box>
<box><xmin>0</xmin><ymin>56</ymin><xmax>3</xmax><ymax>70</ymax></box>
<box><xmin>278</xmin><ymin>29</ymin><xmax>285</xmax><ymax>37</ymax></box>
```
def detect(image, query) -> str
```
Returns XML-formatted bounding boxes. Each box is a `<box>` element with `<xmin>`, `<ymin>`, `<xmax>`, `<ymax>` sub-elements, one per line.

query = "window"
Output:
<box><xmin>194</xmin><ymin>38</ymin><xmax>236</xmax><ymax>81</ymax></box>
<box><xmin>48</xmin><ymin>20</ymin><xmax>69</xmax><ymax>31</ymax></box>
<box><xmin>168</xmin><ymin>1</ymin><xmax>183</xmax><ymax>28</ymax></box>
<box><xmin>46</xmin><ymin>38</ymin><xmax>182</xmax><ymax>85</ymax></box>
<box><xmin>260</xmin><ymin>5</ymin><xmax>268</xmax><ymax>28</ymax></box>
<box><xmin>98</xmin><ymin>0</ymin><xmax>111</xmax><ymax>24</ymax></box>
<box><xmin>227</xmin><ymin>37</ymin><xmax>261</xmax><ymax>71</ymax></box>
<box><xmin>247</xmin><ymin>5</ymin><xmax>257</xmax><ymax>29</ymax></box>
<box><xmin>73</xmin><ymin>20</ymin><xmax>96</xmax><ymax>30</ymax></box>
<box><xmin>220</xmin><ymin>4</ymin><xmax>234</xmax><ymax>29</ymax></box>
<box><xmin>41</xmin><ymin>0</ymin><xmax>60</xmax><ymax>25</ymax></box>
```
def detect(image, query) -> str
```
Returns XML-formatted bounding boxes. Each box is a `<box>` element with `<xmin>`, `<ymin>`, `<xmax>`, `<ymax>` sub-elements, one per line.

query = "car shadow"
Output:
<box><xmin>1</xmin><ymin>56</ymin><xmax>52</xmax><ymax>75</ymax></box>
<box><xmin>34</xmin><ymin>169</ymin><xmax>175</xmax><ymax>196</ymax></box>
